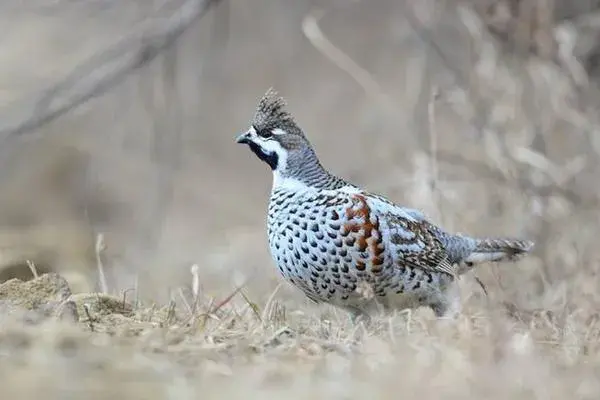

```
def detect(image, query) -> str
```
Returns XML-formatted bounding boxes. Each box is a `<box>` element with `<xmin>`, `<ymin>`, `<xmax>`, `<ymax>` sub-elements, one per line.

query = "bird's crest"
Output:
<box><xmin>252</xmin><ymin>88</ymin><xmax>296</xmax><ymax>131</ymax></box>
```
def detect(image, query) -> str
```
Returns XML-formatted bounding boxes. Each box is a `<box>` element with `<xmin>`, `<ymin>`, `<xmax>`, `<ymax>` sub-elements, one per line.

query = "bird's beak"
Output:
<box><xmin>236</xmin><ymin>132</ymin><xmax>250</xmax><ymax>144</ymax></box>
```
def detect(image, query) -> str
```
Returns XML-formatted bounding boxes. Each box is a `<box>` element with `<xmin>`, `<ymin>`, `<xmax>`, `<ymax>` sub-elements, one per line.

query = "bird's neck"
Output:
<box><xmin>272</xmin><ymin>173</ymin><xmax>312</xmax><ymax>192</ymax></box>
<box><xmin>271</xmin><ymin>146</ymin><xmax>351</xmax><ymax>191</ymax></box>
<box><xmin>272</xmin><ymin>168</ymin><xmax>350</xmax><ymax>193</ymax></box>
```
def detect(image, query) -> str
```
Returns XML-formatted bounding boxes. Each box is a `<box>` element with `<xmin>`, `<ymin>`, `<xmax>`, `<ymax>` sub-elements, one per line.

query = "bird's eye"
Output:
<box><xmin>255</xmin><ymin>128</ymin><xmax>273</xmax><ymax>139</ymax></box>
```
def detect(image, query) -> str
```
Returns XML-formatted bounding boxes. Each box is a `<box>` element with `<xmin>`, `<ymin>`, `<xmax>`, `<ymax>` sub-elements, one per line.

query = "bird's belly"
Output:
<box><xmin>269</xmin><ymin>229</ymin><xmax>454</xmax><ymax>313</ymax></box>
<box><xmin>373</xmin><ymin>267</ymin><xmax>454</xmax><ymax>311</ymax></box>
<box><xmin>267</xmin><ymin>231</ymin><xmax>353</xmax><ymax>302</ymax></box>
<box><xmin>268</xmin><ymin>232</ymin><xmax>407</xmax><ymax>304</ymax></box>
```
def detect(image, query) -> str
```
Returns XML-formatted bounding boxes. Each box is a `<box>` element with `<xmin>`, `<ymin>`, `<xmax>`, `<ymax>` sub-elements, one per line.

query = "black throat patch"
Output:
<box><xmin>247</xmin><ymin>141</ymin><xmax>278</xmax><ymax>170</ymax></box>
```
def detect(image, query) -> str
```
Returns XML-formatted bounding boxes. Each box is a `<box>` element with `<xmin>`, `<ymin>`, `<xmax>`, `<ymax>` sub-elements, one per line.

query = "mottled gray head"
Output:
<box><xmin>236</xmin><ymin>89</ymin><xmax>336</xmax><ymax>187</ymax></box>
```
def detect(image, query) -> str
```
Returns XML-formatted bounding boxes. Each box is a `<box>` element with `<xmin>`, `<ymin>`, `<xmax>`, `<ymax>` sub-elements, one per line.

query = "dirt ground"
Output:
<box><xmin>1</xmin><ymin>0</ymin><xmax>600</xmax><ymax>398</ymax></box>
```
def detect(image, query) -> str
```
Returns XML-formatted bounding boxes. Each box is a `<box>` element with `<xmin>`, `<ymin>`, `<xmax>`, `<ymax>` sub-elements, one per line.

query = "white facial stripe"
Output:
<box><xmin>256</xmin><ymin>136</ymin><xmax>285</xmax><ymax>154</ymax></box>
<box><xmin>245</xmin><ymin>125</ymin><xmax>289</xmax><ymax>174</ymax></box>
<box><xmin>272</xmin><ymin>128</ymin><xmax>287</xmax><ymax>135</ymax></box>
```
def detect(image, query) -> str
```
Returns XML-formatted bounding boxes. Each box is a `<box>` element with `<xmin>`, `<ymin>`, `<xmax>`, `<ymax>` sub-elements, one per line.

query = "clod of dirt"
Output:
<box><xmin>70</xmin><ymin>293</ymin><xmax>182</xmax><ymax>336</ymax></box>
<box><xmin>0</xmin><ymin>272</ymin><xmax>78</xmax><ymax>324</ymax></box>
<box><xmin>70</xmin><ymin>292</ymin><xmax>134</xmax><ymax>318</ymax></box>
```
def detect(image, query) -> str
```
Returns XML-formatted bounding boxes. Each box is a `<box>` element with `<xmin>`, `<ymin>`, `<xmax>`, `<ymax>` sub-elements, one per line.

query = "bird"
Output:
<box><xmin>235</xmin><ymin>88</ymin><xmax>534</xmax><ymax>320</ymax></box>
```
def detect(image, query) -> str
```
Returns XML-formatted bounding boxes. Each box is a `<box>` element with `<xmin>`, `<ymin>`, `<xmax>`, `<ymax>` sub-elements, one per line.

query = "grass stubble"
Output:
<box><xmin>2</xmin><ymin>271</ymin><xmax>600</xmax><ymax>400</ymax></box>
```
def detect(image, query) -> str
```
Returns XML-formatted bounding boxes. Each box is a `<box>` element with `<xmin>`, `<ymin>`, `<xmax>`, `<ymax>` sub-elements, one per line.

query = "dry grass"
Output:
<box><xmin>1</xmin><ymin>0</ymin><xmax>600</xmax><ymax>398</ymax></box>
<box><xmin>2</xmin><ymin>289</ymin><xmax>600</xmax><ymax>399</ymax></box>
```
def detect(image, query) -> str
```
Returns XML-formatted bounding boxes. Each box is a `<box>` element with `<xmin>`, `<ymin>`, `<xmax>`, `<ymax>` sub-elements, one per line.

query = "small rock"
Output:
<box><xmin>0</xmin><ymin>273</ymin><xmax>79</xmax><ymax>324</ymax></box>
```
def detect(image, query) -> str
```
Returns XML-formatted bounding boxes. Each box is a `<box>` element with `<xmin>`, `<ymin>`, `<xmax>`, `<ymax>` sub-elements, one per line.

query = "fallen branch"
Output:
<box><xmin>0</xmin><ymin>0</ymin><xmax>222</xmax><ymax>140</ymax></box>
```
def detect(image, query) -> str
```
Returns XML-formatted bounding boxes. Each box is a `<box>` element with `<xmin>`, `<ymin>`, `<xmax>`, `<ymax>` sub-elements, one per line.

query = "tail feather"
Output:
<box><xmin>464</xmin><ymin>238</ymin><xmax>534</xmax><ymax>265</ymax></box>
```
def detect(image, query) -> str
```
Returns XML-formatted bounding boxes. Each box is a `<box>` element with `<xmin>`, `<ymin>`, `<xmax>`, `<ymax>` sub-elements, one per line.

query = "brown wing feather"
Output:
<box><xmin>381</xmin><ymin>211</ymin><xmax>456</xmax><ymax>277</ymax></box>
<box><xmin>341</xmin><ymin>192</ymin><xmax>456</xmax><ymax>277</ymax></box>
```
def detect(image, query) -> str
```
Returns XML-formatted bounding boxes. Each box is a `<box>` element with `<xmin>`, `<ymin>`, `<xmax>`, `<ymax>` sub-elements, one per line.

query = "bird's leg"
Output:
<box><xmin>429</xmin><ymin>283</ymin><xmax>461</xmax><ymax>319</ymax></box>
<box><xmin>430</xmin><ymin>302</ymin><xmax>450</xmax><ymax>318</ymax></box>
<box><xmin>345</xmin><ymin>306</ymin><xmax>372</xmax><ymax>326</ymax></box>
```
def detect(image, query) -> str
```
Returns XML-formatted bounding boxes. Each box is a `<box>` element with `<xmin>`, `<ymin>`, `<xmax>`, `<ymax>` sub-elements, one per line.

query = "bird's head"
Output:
<box><xmin>236</xmin><ymin>89</ymin><xmax>318</xmax><ymax>179</ymax></box>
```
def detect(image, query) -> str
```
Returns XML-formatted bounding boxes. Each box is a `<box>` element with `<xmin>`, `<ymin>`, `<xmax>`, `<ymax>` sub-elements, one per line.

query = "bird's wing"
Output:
<box><xmin>365</xmin><ymin>193</ymin><xmax>456</xmax><ymax>277</ymax></box>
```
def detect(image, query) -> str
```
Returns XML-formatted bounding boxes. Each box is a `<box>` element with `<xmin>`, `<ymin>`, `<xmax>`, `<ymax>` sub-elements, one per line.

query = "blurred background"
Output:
<box><xmin>1</xmin><ymin>0</ymin><xmax>600</xmax><ymax>317</ymax></box>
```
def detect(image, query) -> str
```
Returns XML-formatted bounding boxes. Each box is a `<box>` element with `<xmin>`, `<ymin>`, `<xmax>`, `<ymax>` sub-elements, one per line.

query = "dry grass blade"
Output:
<box><xmin>209</xmin><ymin>281</ymin><xmax>247</xmax><ymax>314</ymax></box>
<box><xmin>95</xmin><ymin>233</ymin><xmax>108</xmax><ymax>293</ymax></box>
<box><xmin>240</xmin><ymin>289</ymin><xmax>262</xmax><ymax>323</ymax></box>
<box><xmin>26</xmin><ymin>260</ymin><xmax>39</xmax><ymax>279</ymax></box>
<box><xmin>261</xmin><ymin>283</ymin><xmax>282</xmax><ymax>323</ymax></box>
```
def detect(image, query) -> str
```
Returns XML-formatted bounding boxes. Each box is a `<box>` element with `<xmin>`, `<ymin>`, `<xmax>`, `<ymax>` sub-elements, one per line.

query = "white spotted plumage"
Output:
<box><xmin>237</xmin><ymin>88</ymin><xmax>535</xmax><ymax>319</ymax></box>
<box><xmin>266</xmin><ymin>181</ymin><xmax>455</xmax><ymax>317</ymax></box>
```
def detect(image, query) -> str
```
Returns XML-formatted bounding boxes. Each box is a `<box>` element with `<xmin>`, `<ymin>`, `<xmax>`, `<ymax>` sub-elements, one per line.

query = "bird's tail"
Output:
<box><xmin>463</xmin><ymin>238</ymin><xmax>534</xmax><ymax>265</ymax></box>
